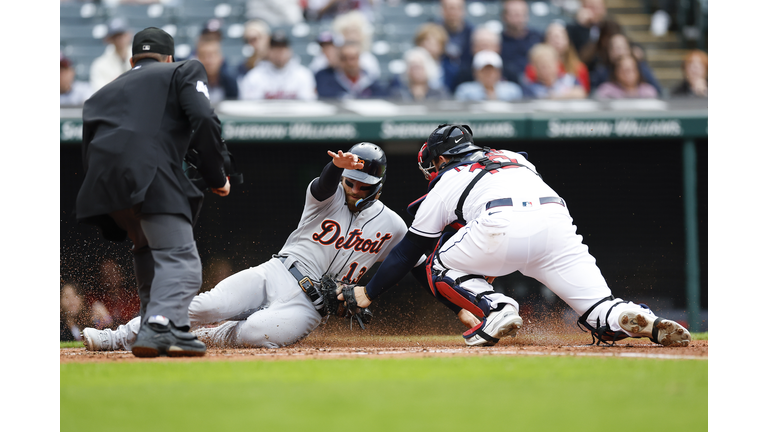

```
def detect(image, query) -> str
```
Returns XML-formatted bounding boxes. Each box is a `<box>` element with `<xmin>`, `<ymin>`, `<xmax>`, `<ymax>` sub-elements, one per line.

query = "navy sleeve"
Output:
<box><xmin>310</xmin><ymin>161</ymin><xmax>343</xmax><ymax>201</ymax></box>
<box><xmin>365</xmin><ymin>231</ymin><xmax>435</xmax><ymax>300</ymax></box>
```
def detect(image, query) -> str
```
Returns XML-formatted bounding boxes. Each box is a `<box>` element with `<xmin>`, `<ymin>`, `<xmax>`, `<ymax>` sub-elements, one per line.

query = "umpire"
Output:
<box><xmin>75</xmin><ymin>27</ymin><xmax>231</xmax><ymax>358</ymax></box>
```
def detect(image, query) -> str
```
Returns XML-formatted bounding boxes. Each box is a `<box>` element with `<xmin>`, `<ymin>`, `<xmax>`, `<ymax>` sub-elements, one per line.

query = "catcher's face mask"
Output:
<box><xmin>417</xmin><ymin>142</ymin><xmax>437</xmax><ymax>181</ymax></box>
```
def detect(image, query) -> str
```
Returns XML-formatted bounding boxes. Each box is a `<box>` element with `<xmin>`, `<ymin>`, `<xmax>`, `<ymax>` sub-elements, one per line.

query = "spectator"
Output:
<box><xmin>590</xmin><ymin>33</ymin><xmax>663</xmax><ymax>95</ymax></box>
<box><xmin>237</xmin><ymin>19</ymin><xmax>271</xmax><ymax>79</ymax></box>
<box><xmin>89</xmin><ymin>17</ymin><xmax>132</xmax><ymax>91</ymax></box>
<box><xmin>438</xmin><ymin>0</ymin><xmax>474</xmax><ymax>92</ymax></box>
<box><xmin>332</xmin><ymin>10</ymin><xmax>380</xmax><ymax>80</ymax></box>
<box><xmin>315</xmin><ymin>42</ymin><xmax>388</xmax><ymax>99</ymax></box>
<box><xmin>389</xmin><ymin>47</ymin><xmax>449</xmax><ymax>101</ymax></box>
<box><xmin>500</xmin><ymin>0</ymin><xmax>543</xmax><ymax>84</ymax></box>
<box><xmin>521</xmin><ymin>43</ymin><xmax>586</xmax><ymax>99</ymax></box>
<box><xmin>83</xmin><ymin>259</ymin><xmax>140</xmax><ymax>327</ymax></box>
<box><xmin>306</xmin><ymin>0</ymin><xmax>377</xmax><ymax>23</ymax></box>
<box><xmin>593</xmin><ymin>54</ymin><xmax>658</xmax><ymax>99</ymax></box>
<box><xmin>413</xmin><ymin>23</ymin><xmax>450</xmax><ymax>91</ymax></box>
<box><xmin>240</xmin><ymin>30</ymin><xmax>317</xmax><ymax>100</ymax></box>
<box><xmin>200</xmin><ymin>17</ymin><xmax>224</xmax><ymax>43</ymax></box>
<box><xmin>177</xmin><ymin>18</ymin><xmax>228</xmax><ymax>63</ymax></box>
<box><xmin>566</xmin><ymin>0</ymin><xmax>619</xmax><ymax>71</ymax></box>
<box><xmin>196</xmin><ymin>39</ymin><xmax>239</xmax><ymax>104</ymax></box>
<box><xmin>454</xmin><ymin>50</ymin><xmax>523</xmax><ymax>101</ymax></box>
<box><xmin>672</xmin><ymin>49</ymin><xmax>707</xmax><ymax>98</ymax></box>
<box><xmin>450</xmin><ymin>25</ymin><xmax>518</xmax><ymax>93</ymax></box>
<box><xmin>245</xmin><ymin>0</ymin><xmax>303</xmax><ymax>26</ymax></box>
<box><xmin>60</xmin><ymin>54</ymin><xmax>92</xmax><ymax>106</ymax></box>
<box><xmin>590</xmin><ymin>20</ymin><xmax>623</xmax><ymax>72</ymax></box>
<box><xmin>524</xmin><ymin>22</ymin><xmax>590</xmax><ymax>93</ymax></box>
<box><xmin>60</xmin><ymin>282</ymin><xmax>88</xmax><ymax>341</ymax></box>
<box><xmin>308</xmin><ymin>30</ymin><xmax>342</xmax><ymax>74</ymax></box>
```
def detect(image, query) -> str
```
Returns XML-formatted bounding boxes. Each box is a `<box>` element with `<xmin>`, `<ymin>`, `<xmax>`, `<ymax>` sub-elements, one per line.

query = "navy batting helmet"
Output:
<box><xmin>418</xmin><ymin>124</ymin><xmax>482</xmax><ymax>180</ymax></box>
<box><xmin>343</xmin><ymin>142</ymin><xmax>387</xmax><ymax>210</ymax></box>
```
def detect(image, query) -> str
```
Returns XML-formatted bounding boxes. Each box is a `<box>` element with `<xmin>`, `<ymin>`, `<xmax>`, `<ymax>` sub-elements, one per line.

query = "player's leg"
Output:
<box><xmin>83</xmin><ymin>316</ymin><xmax>141</xmax><ymax>351</ymax></box>
<box><xmin>84</xmin><ymin>257</ymin><xmax>289</xmax><ymax>351</ymax></box>
<box><xmin>194</xmin><ymin>266</ymin><xmax>322</xmax><ymax>348</ymax></box>
<box><xmin>522</xmin><ymin>206</ymin><xmax>690</xmax><ymax>346</ymax></box>
<box><xmin>187</xmin><ymin>257</ymin><xmax>287</xmax><ymax>326</ymax></box>
<box><xmin>432</xmin><ymin>220</ymin><xmax>523</xmax><ymax>346</ymax></box>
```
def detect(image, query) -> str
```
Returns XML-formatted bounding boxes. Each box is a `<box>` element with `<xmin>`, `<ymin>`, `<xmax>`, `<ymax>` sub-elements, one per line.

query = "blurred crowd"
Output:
<box><xmin>60</xmin><ymin>257</ymin><xmax>233</xmax><ymax>341</ymax></box>
<box><xmin>61</xmin><ymin>0</ymin><xmax>708</xmax><ymax>106</ymax></box>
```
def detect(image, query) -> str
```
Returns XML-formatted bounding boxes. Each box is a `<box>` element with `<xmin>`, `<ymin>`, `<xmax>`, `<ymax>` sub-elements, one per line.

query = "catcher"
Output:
<box><xmin>338</xmin><ymin>124</ymin><xmax>692</xmax><ymax>347</ymax></box>
<box><xmin>83</xmin><ymin>143</ymin><xmax>476</xmax><ymax>351</ymax></box>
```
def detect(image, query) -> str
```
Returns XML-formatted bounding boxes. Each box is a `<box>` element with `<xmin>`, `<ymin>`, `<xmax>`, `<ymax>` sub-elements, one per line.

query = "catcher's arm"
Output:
<box><xmin>337</xmin><ymin>285</ymin><xmax>372</xmax><ymax>308</ymax></box>
<box><xmin>322</xmin><ymin>277</ymin><xmax>372</xmax><ymax>329</ymax></box>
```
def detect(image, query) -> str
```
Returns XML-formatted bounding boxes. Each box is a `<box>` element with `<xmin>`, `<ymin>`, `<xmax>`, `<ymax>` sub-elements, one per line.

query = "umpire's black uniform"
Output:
<box><xmin>76</xmin><ymin>28</ymin><xmax>228</xmax><ymax>356</ymax></box>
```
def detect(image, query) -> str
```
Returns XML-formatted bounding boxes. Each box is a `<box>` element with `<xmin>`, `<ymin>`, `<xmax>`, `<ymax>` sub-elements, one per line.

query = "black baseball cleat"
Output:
<box><xmin>131</xmin><ymin>315</ymin><xmax>207</xmax><ymax>358</ymax></box>
<box><xmin>618</xmin><ymin>310</ymin><xmax>691</xmax><ymax>347</ymax></box>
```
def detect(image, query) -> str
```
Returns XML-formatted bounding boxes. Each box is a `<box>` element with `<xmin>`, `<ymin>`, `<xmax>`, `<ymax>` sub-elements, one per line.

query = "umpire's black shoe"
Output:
<box><xmin>131</xmin><ymin>315</ymin><xmax>207</xmax><ymax>358</ymax></box>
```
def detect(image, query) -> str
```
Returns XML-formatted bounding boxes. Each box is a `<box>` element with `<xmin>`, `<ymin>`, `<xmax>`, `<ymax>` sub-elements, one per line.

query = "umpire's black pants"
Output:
<box><xmin>109</xmin><ymin>205</ymin><xmax>202</xmax><ymax>330</ymax></box>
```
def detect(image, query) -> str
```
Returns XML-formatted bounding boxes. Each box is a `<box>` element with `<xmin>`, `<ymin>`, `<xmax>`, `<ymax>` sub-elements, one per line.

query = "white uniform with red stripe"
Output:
<box><xmin>413</xmin><ymin>149</ymin><xmax>644</xmax><ymax>331</ymax></box>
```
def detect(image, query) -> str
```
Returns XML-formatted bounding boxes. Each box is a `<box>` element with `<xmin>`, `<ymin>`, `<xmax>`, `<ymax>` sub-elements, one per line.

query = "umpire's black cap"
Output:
<box><xmin>132</xmin><ymin>27</ymin><xmax>175</xmax><ymax>57</ymax></box>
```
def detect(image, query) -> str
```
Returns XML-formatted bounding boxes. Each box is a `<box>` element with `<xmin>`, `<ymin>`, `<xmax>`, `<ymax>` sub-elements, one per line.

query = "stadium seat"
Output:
<box><xmin>106</xmin><ymin>3</ymin><xmax>178</xmax><ymax>29</ymax></box>
<box><xmin>60</xmin><ymin>2</ymin><xmax>104</xmax><ymax>25</ymax></box>
<box><xmin>60</xmin><ymin>24</ymin><xmax>103</xmax><ymax>45</ymax></box>
<box><xmin>377</xmin><ymin>2</ymin><xmax>434</xmax><ymax>25</ymax></box>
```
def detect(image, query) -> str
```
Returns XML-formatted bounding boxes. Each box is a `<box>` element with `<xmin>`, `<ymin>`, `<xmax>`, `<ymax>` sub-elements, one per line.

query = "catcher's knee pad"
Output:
<box><xmin>577</xmin><ymin>296</ymin><xmax>638</xmax><ymax>346</ymax></box>
<box><xmin>432</xmin><ymin>273</ymin><xmax>493</xmax><ymax>318</ymax></box>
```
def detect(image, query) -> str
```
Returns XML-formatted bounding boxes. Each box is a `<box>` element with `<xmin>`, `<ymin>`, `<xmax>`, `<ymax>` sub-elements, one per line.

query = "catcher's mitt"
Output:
<box><xmin>319</xmin><ymin>276</ymin><xmax>373</xmax><ymax>329</ymax></box>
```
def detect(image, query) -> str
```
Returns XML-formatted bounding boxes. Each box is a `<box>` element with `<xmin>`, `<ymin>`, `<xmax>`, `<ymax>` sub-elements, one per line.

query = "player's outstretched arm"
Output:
<box><xmin>327</xmin><ymin>150</ymin><xmax>364</xmax><ymax>170</ymax></box>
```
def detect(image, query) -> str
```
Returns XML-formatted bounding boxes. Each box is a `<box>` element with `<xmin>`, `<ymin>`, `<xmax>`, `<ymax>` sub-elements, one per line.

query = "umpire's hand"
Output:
<box><xmin>211</xmin><ymin>178</ymin><xmax>231</xmax><ymax>196</ymax></box>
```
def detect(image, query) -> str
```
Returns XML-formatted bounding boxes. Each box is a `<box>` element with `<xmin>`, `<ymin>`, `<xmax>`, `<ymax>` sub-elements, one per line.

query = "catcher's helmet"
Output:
<box><xmin>343</xmin><ymin>142</ymin><xmax>387</xmax><ymax>210</ymax></box>
<box><xmin>418</xmin><ymin>124</ymin><xmax>483</xmax><ymax>180</ymax></box>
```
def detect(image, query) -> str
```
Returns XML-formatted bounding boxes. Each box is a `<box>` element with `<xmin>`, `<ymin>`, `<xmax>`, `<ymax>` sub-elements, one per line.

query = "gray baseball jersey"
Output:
<box><xmin>278</xmin><ymin>180</ymin><xmax>406</xmax><ymax>284</ymax></box>
<box><xmin>105</xmin><ymin>179</ymin><xmax>408</xmax><ymax>349</ymax></box>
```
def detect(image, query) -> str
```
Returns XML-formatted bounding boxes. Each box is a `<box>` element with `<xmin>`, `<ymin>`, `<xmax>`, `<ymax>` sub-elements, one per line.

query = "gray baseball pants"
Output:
<box><xmin>109</xmin><ymin>206</ymin><xmax>202</xmax><ymax>330</ymax></box>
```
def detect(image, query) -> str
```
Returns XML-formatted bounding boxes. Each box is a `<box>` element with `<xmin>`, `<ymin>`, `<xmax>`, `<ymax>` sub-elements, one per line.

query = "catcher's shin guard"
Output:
<box><xmin>577</xmin><ymin>296</ymin><xmax>633</xmax><ymax>346</ymax></box>
<box><xmin>425</xmin><ymin>231</ymin><xmax>494</xmax><ymax>318</ymax></box>
<box><xmin>431</xmin><ymin>272</ymin><xmax>494</xmax><ymax>319</ymax></box>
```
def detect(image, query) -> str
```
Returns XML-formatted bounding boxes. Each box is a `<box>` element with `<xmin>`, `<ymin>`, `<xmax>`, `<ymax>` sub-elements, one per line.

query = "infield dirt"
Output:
<box><xmin>60</xmin><ymin>315</ymin><xmax>707</xmax><ymax>363</ymax></box>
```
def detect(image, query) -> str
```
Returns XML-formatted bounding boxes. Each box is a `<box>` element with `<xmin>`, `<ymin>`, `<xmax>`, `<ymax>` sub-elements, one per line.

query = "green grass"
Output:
<box><xmin>61</xmin><ymin>355</ymin><xmax>707</xmax><ymax>432</ymax></box>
